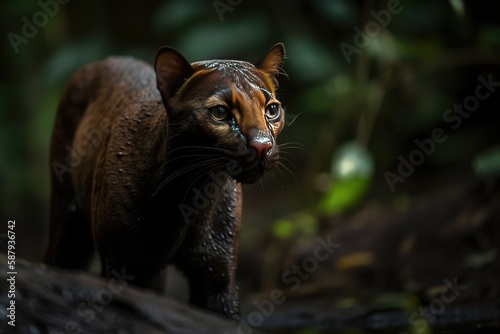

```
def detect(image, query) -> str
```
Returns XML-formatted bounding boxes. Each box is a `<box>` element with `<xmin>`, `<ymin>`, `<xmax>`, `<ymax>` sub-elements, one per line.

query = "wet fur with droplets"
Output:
<box><xmin>44</xmin><ymin>44</ymin><xmax>287</xmax><ymax>320</ymax></box>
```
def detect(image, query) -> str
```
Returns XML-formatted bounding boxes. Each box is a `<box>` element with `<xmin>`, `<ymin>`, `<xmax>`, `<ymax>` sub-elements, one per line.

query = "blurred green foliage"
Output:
<box><xmin>319</xmin><ymin>142</ymin><xmax>373</xmax><ymax>214</ymax></box>
<box><xmin>273</xmin><ymin>212</ymin><xmax>318</xmax><ymax>239</ymax></box>
<box><xmin>473</xmin><ymin>146</ymin><xmax>500</xmax><ymax>176</ymax></box>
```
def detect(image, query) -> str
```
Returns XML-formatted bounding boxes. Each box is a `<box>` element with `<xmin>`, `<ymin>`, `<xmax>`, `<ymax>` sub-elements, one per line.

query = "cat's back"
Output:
<box><xmin>60</xmin><ymin>56</ymin><xmax>167</xmax><ymax>215</ymax></box>
<box><xmin>63</xmin><ymin>56</ymin><xmax>160</xmax><ymax>106</ymax></box>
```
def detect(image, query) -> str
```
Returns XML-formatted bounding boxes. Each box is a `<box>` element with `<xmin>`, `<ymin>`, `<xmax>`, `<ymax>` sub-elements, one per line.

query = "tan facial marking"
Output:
<box><xmin>228</xmin><ymin>86</ymin><xmax>269</xmax><ymax>137</ymax></box>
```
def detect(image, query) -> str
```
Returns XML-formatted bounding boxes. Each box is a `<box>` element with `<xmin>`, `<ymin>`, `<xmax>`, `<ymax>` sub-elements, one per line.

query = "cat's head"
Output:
<box><xmin>155</xmin><ymin>44</ymin><xmax>286</xmax><ymax>184</ymax></box>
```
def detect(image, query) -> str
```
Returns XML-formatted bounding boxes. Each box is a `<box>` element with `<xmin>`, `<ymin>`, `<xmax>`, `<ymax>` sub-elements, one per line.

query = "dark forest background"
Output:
<box><xmin>1</xmin><ymin>0</ymin><xmax>500</xmax><ymax>333</ymax></box>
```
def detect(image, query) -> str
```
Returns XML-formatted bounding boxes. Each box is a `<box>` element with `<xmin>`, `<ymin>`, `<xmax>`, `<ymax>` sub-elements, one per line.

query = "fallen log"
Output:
<box><xmin>0</xmin><ymin>254</ymin><xmax>252</xmax><ymax>334</ymax></box>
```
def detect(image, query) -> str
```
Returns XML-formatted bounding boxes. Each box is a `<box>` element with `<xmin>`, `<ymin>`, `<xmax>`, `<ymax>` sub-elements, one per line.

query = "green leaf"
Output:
<box><xmin>272</xmin><ymin>219</ymin><xmax>295</xmax><ymax>239</ymax></box>
<box><xmin>320</xmin><ymin>142</ymin><xmax>374</xmax><ymax>214</ymax></box>
<box><xmin>272</xmin><ymin>213</ymin><xmax>319</xmax><ymax>239</ymax></box>
<box><xmin>319</xmin><ymin>176</ymin><xmax>370</xmax><ymax>214</ymax></box>
<box><xmin>473</xmin><ymin>145</ymin><xmax>500</xmax><ymax>176</ymax></box>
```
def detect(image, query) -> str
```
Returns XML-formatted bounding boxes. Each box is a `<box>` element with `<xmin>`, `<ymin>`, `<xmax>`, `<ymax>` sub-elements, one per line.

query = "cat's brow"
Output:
<box><xmin>259</xmin><ymin>87</ymin><xmax>273</xmax><ymax>102</ymax></box>
<box><xmin>240</xmin><ymin>78</ymin><xmax>273</xmax><ymax>99</ymax></box>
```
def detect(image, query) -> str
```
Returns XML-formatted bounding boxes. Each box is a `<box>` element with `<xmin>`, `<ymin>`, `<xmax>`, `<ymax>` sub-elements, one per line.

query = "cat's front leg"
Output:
<box><xmin>173</xmin><ymin>240</ymin><xmax>241</xmax><ymax>319</ymax></box>
<box><xmin>185</xmin><ymin>256</ymin><xmax>240</xmax><ymax>320</ymax></box>
<box><xmin>176</xmin><ymin>233</ymin><xmax>242</xmax><ymax>320</ymax></box>
<box><xmin>174</xmin><ymin>183</ymin><xmax>243</xmax><ymax>320</ymax></box>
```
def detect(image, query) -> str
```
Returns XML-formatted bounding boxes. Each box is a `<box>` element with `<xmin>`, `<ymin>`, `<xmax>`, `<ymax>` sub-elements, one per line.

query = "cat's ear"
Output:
<box><xmin>155</xmin><ymin>46</ymin><xmax>194</xmax><ymax>106</ymax></box>
<box><xmin>258</xmin><ymin>43</ymin><xmax>286</xmax><ymax>80</ymax></box>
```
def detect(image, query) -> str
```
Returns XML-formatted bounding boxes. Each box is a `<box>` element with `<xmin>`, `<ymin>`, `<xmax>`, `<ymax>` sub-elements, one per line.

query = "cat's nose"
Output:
<box><xmin>248</xmin><ymin>137</ymin><xmax>273</xmax><ymax>161</ymax></box>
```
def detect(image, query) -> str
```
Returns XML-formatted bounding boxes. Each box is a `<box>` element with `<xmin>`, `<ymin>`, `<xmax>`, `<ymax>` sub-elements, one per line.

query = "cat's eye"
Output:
<box><xmin>208</xmin><ymin>105</ymin><xmax>230</xmax><ymax>122</ymax></box>
<box><xmin>265</xmin><ymin>103</ymin><xmax>281</xmax><ymax>121</ymax></box>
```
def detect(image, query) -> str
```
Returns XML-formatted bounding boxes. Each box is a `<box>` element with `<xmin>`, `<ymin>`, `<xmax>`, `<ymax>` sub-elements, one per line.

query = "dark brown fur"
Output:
<box><xmin>44</xmin><ymin>44</ymin><xmax>286</xmax><ymax>319</ymax></box>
